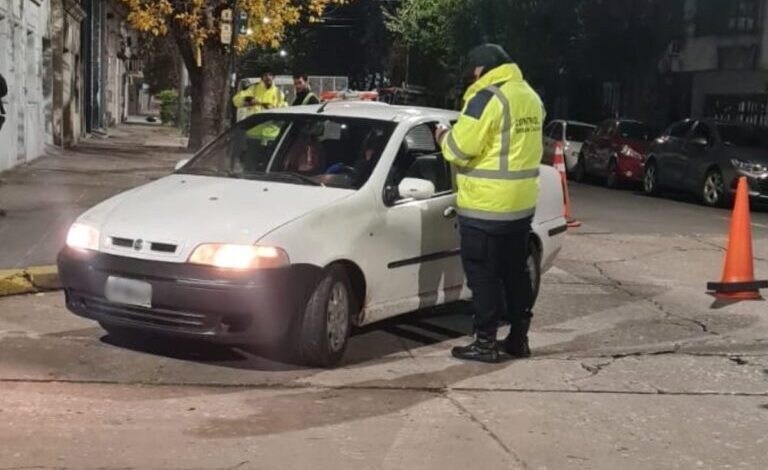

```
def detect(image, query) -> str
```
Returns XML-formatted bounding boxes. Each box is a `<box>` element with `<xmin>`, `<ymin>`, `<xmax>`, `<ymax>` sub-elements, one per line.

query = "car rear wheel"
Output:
<box><xmin>643</xmin><ymin>160</ymin><xmax>660</xmax><ymax>196</ymax></box>
<box><xmin>573</xmin><ymin>153</ymin><xmax>587</xmax><ymax>183</ymax></box>
<box><xmin>298</xmin><ymin>265</ymin><xmax>353</xmax><ymax>368</ymax></box>
<box><xmin>528</xmin><ymin>241</ymin><xmax>542</xmax><ymax>308</ymax></box>
<box><xmin>701</xmin><ymin>169</ymin><xmax>726</xmax><ymax>207</ymax></box>
<box><xmin>605</xmin><ymin>158</ymin><xmax>620</xmax><ymax>189</ymax></box>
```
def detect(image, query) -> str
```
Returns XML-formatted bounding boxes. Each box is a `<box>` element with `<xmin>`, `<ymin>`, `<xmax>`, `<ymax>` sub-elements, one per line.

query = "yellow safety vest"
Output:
<box><xmin>441</xmin><ymin>63</ymin><xmax>544</xmax><ymax>221</ymax></box>
<box><xmin>233</xmin><ymin>82</ymin><xmax>287</xmax><ymax>120</ymax></box>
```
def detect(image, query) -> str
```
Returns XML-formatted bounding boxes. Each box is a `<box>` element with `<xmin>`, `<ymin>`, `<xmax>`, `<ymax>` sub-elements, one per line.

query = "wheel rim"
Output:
<box><xmin>326</xmin><ymin>282</ymin><xmax>349</xmax><ymax>352</ymax></box>
<box><xmin>644</xmin><ymin>165</ymin><xmax>656</xmax><ymax>193</ymax></box>
<box><xmin>703</xmin><ymin>172</ymin><xmax>724</xmax><ymax>205</ymax></box>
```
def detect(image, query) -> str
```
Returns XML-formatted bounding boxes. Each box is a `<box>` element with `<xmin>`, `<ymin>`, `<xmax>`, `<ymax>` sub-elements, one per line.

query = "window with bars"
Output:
<box><xmin>696</xmin><ymin>0</ymin><xmax>761</xmax><ymax>35</ymax></box>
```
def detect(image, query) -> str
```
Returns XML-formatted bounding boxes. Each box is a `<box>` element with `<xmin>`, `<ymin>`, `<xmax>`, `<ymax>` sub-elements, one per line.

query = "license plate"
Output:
<box><xmin>105</xmin><ymin>276</ymin><xmax>152</xmax><ymax>308</ymax></box>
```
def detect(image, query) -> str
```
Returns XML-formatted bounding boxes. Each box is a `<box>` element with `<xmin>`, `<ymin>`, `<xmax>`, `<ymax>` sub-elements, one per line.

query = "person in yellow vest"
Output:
<box><xmin>291</xmin><ymin>73</ymin><xmax>320</xmax><ymax>106</ymax></box>
<box><xmin>232</xmin><ymin>71</ymin><xmax>287</xmax><ymax>119</ymax></box>
<box><xmin>435</xmin><ymin>44</ymin><xmax>545</xmax><ymax>363</ymax></box>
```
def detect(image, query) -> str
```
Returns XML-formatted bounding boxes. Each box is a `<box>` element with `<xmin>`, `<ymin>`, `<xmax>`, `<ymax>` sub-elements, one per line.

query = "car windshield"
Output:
<box><xmin>566</xmin><ymin>124</ymin><xmax>595</xmax><ymax>142</ymax></box>
<box><xmin>618</xmin><ymin>122</ymin><xmax>653</xmax><ymax>141</ymax></box>
<box><xmin>179</xmin><ymin>114</ymin><xmax>396</xmax><ymax>190</ymax></box>
<box><xmin>717</xmin><ymin>124</ymin><xmax>768</xmax><ymax>149</ymax></box>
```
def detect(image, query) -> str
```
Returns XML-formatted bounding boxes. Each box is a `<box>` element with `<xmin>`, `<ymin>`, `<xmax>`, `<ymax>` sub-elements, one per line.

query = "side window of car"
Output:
<box><xmin>668</xmin><ymin>120</ymin><xmax>694</xmax><ymax>139</ymax></box>
<box><xmin>596</xmin><ymin>120</ymin><xmax>611</xmax><ymax>138</ymax></box>
<box><xmin>690</xmin><ymin>122</ymin><xmax>714</xmax><ymax>145</ymax></box>
<box><xmin>552</xmin><ymin>122</ymin><xmax>564</xmax><ymax>140</ymax></box>
<box><xmin>385</xmin><ymin>123</ymin><xmax>453</xmax><ymax>204</ymax></box>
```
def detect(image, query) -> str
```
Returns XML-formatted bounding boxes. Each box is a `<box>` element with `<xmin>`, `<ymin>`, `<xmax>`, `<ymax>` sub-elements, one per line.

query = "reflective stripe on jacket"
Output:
<box><xmin>441</xmin><ymin>63</ymin><xmax>544</xmax><ymax>221</ymax></box>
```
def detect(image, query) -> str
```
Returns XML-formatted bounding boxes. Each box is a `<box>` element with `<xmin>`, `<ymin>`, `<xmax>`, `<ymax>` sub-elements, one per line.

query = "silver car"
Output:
<box><xmin>543</xmin><ymin>120</ymin><xmax>596</xmax><ymax>173</ymax></box>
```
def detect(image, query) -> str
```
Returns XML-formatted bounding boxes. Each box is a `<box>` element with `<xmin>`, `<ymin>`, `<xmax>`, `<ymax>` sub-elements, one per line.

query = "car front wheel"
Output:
<box><xmin>298</xmin><ymin>265</ymin><xmax>353</xmax><ymax>368</ymax></box>
<box><xmin>573</xmin><ymin>153</ymin><xmax>587</xmax><ymax>183</ymax></box>
<box><xmin>701</xmin><ymin>168</ymin><xmax>726</xmax><ymax>207</ymax></box>
<box><xmin>643</xmin><ymin>160</ymin><xmax>660</xmax><ymax>196</ymax></box>
<box><xmin>605</xmin><ymin>158</ymin><xmax>620</xmax><ymax>189</ymax></box>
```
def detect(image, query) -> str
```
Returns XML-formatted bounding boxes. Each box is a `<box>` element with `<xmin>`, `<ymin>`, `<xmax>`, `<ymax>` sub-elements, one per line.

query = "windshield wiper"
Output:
<box><xmin>180</xmin><ymin>168</ymin><xmax>240</xmax><ymax>178</ymax></box>
<box><xmin>256</xmin><ymin>171</ymin><xmax>324</xmax><ymax>186</ymax></box>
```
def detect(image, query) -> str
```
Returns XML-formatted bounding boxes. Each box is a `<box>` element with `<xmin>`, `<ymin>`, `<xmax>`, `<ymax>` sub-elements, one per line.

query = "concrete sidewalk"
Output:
<box><xmin>0</xmin><ymin>125</ymin><xmax>190</xmax><ymax>270</ymax></box>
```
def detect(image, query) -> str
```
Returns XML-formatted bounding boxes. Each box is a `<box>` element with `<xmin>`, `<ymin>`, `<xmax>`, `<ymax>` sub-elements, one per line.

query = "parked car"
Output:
<box><xmin>542</xmin><ymin>120</ymin><xmax>596</xmax><ymax>173</ymax></box>
<box><xmin>58</xmin><ymin>102</ymin><xmax>567</xmax><ymax>368</ymax></box>
<box><xmin>644</xmin><ymin>119</ymin><xmax>768</xmax><ymax>207</ymax></box>
<box><xmin>574</xmin><ymin>118</ymin><xmax>655</xmax><ymax>188</ymax></box>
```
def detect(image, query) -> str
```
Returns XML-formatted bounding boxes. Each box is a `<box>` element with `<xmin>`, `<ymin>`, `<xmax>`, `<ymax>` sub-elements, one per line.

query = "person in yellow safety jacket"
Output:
<box><xmin>291</xmin><ymin>73</ymin><xmax>320</xmax><ymax>106</ymax></box>
<box><xmin>435</xmin><ymin>44</ymin><xmax>545</xmax><ymax>364</ymax></box>
<box><xmin>233</xmin><ymin>72</ymin><xmax>286</xmax><ymax>142</ymax></box>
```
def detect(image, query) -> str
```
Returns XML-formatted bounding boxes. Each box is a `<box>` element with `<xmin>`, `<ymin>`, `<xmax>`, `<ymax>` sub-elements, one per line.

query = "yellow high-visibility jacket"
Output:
<box><xmin>233</xmin><ymin>82</ymin><xmax>287</xmax><ymax>119</ymax></box>
<box><xmin>440</xmin><ymin>63</ymin><xmax>545</xmax><ymax>222</ymax></box>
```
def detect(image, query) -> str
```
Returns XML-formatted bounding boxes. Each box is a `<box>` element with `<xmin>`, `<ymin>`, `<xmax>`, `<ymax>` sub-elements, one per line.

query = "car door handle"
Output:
<box><xmin>444</xmin><ymin>206</ymin><xmax>457</xmax><ymax>219</ymax></box>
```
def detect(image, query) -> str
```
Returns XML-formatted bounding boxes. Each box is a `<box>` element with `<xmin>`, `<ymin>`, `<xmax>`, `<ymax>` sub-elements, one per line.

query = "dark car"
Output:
<box><xmin>574</xmin><ymin>118</ymin><xmax>655</xmax><ymax>188</ymax></box>
<box><xmin>643</xmin><ymin>119</ymin><xmax>768</xmax><ymax>207</ymax></box>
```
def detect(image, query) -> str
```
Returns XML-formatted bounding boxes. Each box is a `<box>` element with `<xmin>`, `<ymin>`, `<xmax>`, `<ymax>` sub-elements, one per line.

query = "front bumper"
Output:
<box><xmin>57</xmin><ymin>247</ymin><xmax>322</xmax><ymax>344</ymax></box>
<box><xmin>735</xmin><ymin>174</ymin><xmax>768</xmax><ymax>201</ymax></box>
<box><xmin>617</xmin><ymin>156</ymin><xmax>644</xmax><ymax>182</ymax></box>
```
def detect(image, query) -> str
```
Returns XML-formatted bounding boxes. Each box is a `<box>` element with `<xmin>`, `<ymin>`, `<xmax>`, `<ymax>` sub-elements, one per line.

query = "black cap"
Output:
<box><xmin>465</xmin><ymin>44</ymin><xmax>511</xmax><ymax>79</ymax></box>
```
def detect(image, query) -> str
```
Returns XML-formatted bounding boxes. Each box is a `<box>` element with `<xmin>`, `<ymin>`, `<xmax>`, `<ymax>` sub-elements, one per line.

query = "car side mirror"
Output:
<box><xmin>174</xmin><ymin>159</ymin><xmax>190</xmax><ymax>171</ymax></box>
<box><xmin>690</xmin><ymin>137</ymin><xmax>709</xmax><ymax>147</ymax></box>
<box><xmin>398</xmin><ymin>177</ymin><xmax>436</xmax><ymax>201</ymax></box>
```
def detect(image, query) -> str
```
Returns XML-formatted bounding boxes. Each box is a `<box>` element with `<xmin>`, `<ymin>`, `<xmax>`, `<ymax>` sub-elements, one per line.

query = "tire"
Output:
<box><xmin>701</xmin><ymin>168</ymin><xmax>726</xmax><ymax>207</ymax></box>
<box><xmin>605</xmin><ymin>158</ymin><xmax>620</xmax><ymax>189</ymax></box>
<box><xmin>527</xmin><ymin>241</ymin><xmax>542</xmax><ymax>308</ymax></box>
<box><xmin>573</xmin><ymin>153</ymin><xmax>587</xmax><ymax>183</ymax></box>
<box><xmin>643</xmin><ymin>160</ymin><xmax>660</xmax><ymax>196</ymax></box>
<box><xmin>298</xmin><ymin>265</ymin><xmax>354</xmax><ymax>368</ymax></box>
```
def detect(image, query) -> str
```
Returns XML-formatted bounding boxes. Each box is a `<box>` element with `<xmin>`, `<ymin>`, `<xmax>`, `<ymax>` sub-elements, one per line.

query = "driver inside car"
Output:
<box><xmin>284</xmin><ymin>135</ymin><xmax>326</xmax><ymax>176</ymax></box>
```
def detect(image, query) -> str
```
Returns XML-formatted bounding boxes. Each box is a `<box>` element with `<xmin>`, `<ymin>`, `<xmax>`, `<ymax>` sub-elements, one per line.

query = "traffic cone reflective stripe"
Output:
<box><xmin>707</xmin><ymin>177</ymin><xmax>768</xmax><ymax>300</ymax></box>
<box><xmin>553</xmin><ymin>142</ymin><xmax>581</xmax><ymax>228</ymax></box>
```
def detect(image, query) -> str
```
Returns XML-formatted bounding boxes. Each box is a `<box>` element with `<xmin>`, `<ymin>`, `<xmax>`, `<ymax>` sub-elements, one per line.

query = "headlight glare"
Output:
<box><xmin>731</xmin><ymin>158</ymin><xmax>768</xmax><ymax>174</ymax></box>
<box><xmin>66</xmin><ymin>224</ymin><xmax>100</xmax><ymax>251</ymax></box>
<box><xmin>189</xmin><ymin>244</ymin><xmax>289</xmax><ymax>270</ymax></box>
<box><xmin>621</xmin><ymin>145</ymin><xmax>644</xmax><ymax>160</ymax></box>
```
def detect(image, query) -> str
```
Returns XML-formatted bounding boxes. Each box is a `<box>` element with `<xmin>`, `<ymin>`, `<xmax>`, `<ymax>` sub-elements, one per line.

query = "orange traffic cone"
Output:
<box><xmin>707</xmin><ymin>177</ymin><xmax>768</xmax><ymax>300</ymax></box>
<box><xmin>553</xmin><ymin>142</ymin><xmax>581</xmax><ymax>228</ymax></box>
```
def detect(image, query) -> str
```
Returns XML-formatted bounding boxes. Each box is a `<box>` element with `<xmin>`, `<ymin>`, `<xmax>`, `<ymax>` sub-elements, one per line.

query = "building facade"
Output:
<box><xmin>673</xmin><ymin>0</ymin><xmax>768</xmax><ymax>124</ymax></box>
<box><xmin>0</xmin><ymin>0</ymin><xmax>51</xmax><ymax>172</ymax></box>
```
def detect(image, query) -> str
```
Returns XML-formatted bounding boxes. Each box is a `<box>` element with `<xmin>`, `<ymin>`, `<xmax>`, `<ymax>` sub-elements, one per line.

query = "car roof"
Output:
<box><xmin>264</xmin><ymin>102</ymin><xmax>460</xmax><ymax>122</ymax></box>
<box><xmin>554</xmin><ymin>120</ymin><xmax>596</xmax><ymax>127</ymax></box>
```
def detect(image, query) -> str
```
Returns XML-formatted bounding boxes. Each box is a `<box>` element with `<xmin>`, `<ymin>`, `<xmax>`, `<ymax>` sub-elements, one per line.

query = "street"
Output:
<box><xmin>1</xmin><ymin>181</ymin><xmax>767</xmax><ymax>469</ymax></box>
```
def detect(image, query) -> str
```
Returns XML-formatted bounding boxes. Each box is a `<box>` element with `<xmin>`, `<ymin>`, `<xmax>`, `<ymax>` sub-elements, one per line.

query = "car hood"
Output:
<box><xmin>79</xmin><ymin>175</ymin><xmax>353</xmax><ymax>262</ymax></box>
<box><xmin>729</xmin><ymin>146</ymin><xmax>768</xmax><ymax>164</ymax></box>
<box><xmin>616</xmin><ymin>138</ymin><xmax>650</xmax><ymax>153</ymax></box>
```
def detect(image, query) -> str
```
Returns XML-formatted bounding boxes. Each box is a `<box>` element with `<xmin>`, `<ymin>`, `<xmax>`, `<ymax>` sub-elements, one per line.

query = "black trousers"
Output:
<box><xmin>459</xmin><ymin>220</ymin><xmax>533</xmax><ymax>340</ymax></box>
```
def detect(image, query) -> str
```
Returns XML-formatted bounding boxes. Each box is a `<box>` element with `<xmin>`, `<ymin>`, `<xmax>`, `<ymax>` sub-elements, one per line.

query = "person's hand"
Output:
<box><xmin>243</xmin><ymin>96</ymin><xmax>255</xmax><ymax>105</ymax></box>
<box><xmin>434</xmin><ymin>124</ymin><xmax>450</xmax><ymax>144</ymax></box>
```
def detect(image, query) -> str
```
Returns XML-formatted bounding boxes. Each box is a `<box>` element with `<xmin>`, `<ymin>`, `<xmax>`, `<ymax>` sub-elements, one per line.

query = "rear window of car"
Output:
<box><xmin>565</xmin><ymin>124</ymin><xmax>595</xmax><ymax>142</ymax></box>
<box><xmin>618</xmin><ymin>122</ymin><xmax>653</xmax><ymax>141</ymax></box>
<box><xmin>717</xmin><ymin>124</ymin><xmax>768</xmax><ymax>149</ymax></box>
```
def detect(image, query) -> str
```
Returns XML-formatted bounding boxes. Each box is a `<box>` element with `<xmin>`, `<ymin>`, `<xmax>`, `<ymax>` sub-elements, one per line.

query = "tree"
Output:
<box><xmin>120</xmin><ymin>0</ymin><xmax>348</xmax><ymax>149</ymax></box>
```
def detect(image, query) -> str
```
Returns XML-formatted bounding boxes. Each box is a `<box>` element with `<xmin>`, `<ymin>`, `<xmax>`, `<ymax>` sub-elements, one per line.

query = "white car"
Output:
<box><xmin>542</xmin><ymin>119</ymin><xmax>596</xmax><ymax>173</ymax></box>
<box><xmin>58</xmin><ymin>102</ymin><xmax>567</xmax><ymax>367</ymax></box>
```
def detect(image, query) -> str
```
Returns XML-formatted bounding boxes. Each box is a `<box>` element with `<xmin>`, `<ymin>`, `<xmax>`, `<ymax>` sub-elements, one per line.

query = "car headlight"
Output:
<box><xmin>621</xmin><ymin>145</ymin><xmax>644</xmax><ymax>160</ymax></box>
<box><xmin>188</xmin><ymin>244</ymin><xmax>290</xmax><ymax>270</ymax></box>
<box><xmin>66</xmin><ymin>223</ymin><xmax>100</xmax><ymax>251</ymax></box>
<box><xmin>731</xmin><ymin>158</ymin><xmax>768</xmax><ymax>175</ymax></box>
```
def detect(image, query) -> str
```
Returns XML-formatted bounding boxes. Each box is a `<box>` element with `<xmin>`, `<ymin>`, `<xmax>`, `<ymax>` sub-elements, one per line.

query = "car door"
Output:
<box><xmin>680</xmin><ymin>121</ymin><xmax>715</xmax><ymax>192</ymax></box>
<box><xmin>542</xmin><ymin>122</ymin><xmax>556</xmax><ymax>165</ymax></box>
<box><xmin>594</xmin><ymin>121</ymin><xmax>616</xmax><ymax>175</ymax></box>
<box><xmin>366</xmin><ymin>122</ymin><xmax>464</xmax><ymax>320</ymax></box>
<box><xmin>586</xmin><ymin>120</ymin><xmax>610</xmax><ymax>174</ymax></box>
<box><xmin>656</xmin><ymin>120</ymin><xmax>695</xmax><ymax>187</ymax></box>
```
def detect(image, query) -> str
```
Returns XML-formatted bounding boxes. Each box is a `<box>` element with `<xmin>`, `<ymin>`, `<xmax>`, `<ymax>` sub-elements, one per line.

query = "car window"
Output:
<box><xmin>565</xmin><ymin>124</ymin><xmax>594</xmax><ymax>142</ymax></box>
<box><xmin>618</xmin><ymin>122</ymin><xmax>653</xmax><ymax>141</ymax></box>
<box><xmin>690</xmin><ymin>122</ymin><xmax>714</xmax><ymax>144</ymax></box>
<box><xmin>667</xmin><ymin>120</ymin><xmax>695</xmax><ymax>139</ymax></box>
<box><xmin>596</xmin><ymin>120</ymin><xmax>613</xmax><ymax>138</ymax></box>
<box><xmin>717</xmin><ymin>124</ymin><xmax>768</xmax><ymax>149</ymax></box>
<box><xmin>385</xmin><ymin>123</ymin><xmax>453</xmax><ymax>204</ymax></box>
<box><xmin>179</xmin><ymin>114</ymin><xmax>396</xmax><ymax>190</ymax></box>
<box><xmin>543</xmin><ymin>122</ymin><xmax>555</xmax><ymax>138</ymax></box>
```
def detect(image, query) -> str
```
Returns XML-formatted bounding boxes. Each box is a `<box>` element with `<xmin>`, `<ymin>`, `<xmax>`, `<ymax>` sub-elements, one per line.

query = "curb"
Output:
<box><xmin>0</xmin><ymin>265</ymin><xmax>60</xmax><ymax>297</ymax></box>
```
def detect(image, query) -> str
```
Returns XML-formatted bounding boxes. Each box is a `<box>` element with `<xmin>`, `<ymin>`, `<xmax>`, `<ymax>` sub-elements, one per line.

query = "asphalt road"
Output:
<box><xmin>1</xmin><ymin>182</ymin><xmax>767</xmax><ymax>469</ymax></box>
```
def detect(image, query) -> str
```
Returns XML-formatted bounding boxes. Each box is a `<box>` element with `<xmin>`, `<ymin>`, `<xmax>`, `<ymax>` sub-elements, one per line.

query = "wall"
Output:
<box><xmin>0</xmin><ymin>0</ymin><xmax>51</xmax><ymax>172</ymax></box>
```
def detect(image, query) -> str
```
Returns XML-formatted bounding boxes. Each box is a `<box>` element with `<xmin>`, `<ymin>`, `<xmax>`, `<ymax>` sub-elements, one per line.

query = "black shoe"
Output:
<box><xmin>451</xmin><ymin>339</ymin><xmax>500</xmax><ymax>363</ymax></box>
<box><xmin>503</xmin><ymin>335</ymin><xmax>531</xmax><ymax>358</ymax></box>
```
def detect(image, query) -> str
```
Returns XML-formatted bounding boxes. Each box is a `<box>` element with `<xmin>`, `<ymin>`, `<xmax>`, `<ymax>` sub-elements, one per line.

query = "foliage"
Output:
<box><xmin>156</xmin><ymin>89</ymin><xmax>180</xmax><ymax>125</ymax></box>
<box><xmin>138</xmin><ymin>35</ymin><xmax>180</xmax><ymax>94</ymax></box>
<box><xmin>383</xmin><ymin>0</ymin><xmax>466</xmax><ymax>58</ymax></box>
<box><xmin>120</xmin><ymin>0</ymin><xmax>348</xmax><ymax>57</ymax></box>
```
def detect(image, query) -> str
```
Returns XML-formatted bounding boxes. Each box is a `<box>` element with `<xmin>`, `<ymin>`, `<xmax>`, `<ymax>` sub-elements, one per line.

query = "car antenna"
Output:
<box><xmin>317</xmin><ymin>101</ymin><xmax>330</xmax><ymax>114</ymax></box>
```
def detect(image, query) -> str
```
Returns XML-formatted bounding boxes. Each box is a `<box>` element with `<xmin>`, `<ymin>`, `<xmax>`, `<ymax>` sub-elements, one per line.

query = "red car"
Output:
<box><xmin>573</xmin><ymin>118</ymin><xmax>655</xmax><ymax>188</ymax></box>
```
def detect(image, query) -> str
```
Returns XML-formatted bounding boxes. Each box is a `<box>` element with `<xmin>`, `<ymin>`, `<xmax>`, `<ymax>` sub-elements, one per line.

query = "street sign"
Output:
<box><xmin>221</xmin><ymin>8</ymin><xmax>232</xmax><ymax>21</ymax></box>
<box><xmin>221</xmin><ymin>23</ymin><xmax>232</xmax><ymax>45</ymax></box>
